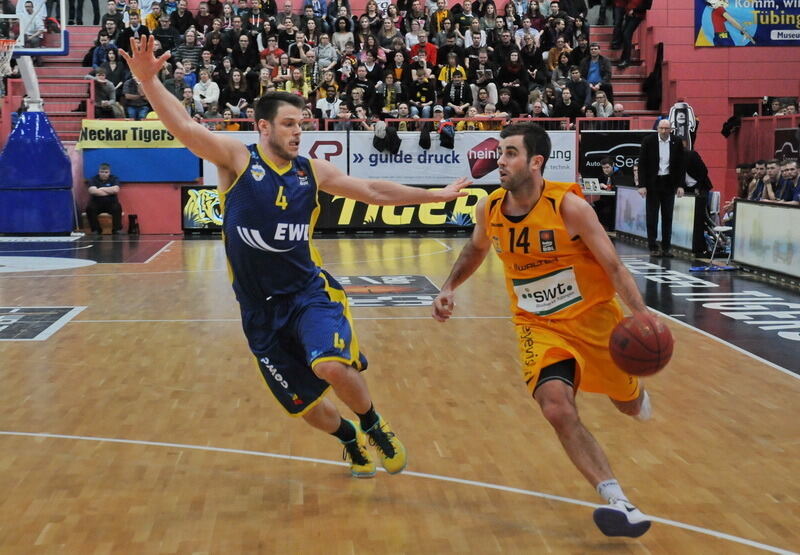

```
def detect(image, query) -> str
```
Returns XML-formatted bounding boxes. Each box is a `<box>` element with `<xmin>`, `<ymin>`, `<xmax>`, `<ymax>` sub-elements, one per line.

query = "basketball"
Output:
<box><xmin>609</xmin><ymin>313</ymin><xmax>674</xmax><ymax>376</ymax></box>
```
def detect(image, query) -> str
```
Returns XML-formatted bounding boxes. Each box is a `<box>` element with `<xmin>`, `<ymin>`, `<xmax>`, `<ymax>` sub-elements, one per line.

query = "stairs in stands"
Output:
<box><xmin>34</xmin><ymin>25</ymin><xmax>98</xmax><ymax>141</ymax></box>
<box><xmin>591</xmin><ymin>25</ymin><xmax>657</xmax><ymax>117</ymax></box>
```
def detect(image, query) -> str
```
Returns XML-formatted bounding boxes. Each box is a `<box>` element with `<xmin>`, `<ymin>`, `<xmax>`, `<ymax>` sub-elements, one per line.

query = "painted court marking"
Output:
<box><xmin>0</xmin><ymin>236</ymin><xmax>81</xmax><ymax>242</ymax></box>
<box><xmin>0</xmin><ymin>245</ymin><xmax>95</xmax><ymax>254</ymax></box>
<box><xmin>652</xmin><ymin>310</ymin><xmax>797</xmax><ymax>379</ymax></box>
<box><xmin>0</xmin><ymin>430</ymin><xmax>794</xmax><ymax>554</ymax></box>
<box><xmin>143</xmin><ymin>240</ymin><xmax>175</xmax><ymax>264</ymax></box>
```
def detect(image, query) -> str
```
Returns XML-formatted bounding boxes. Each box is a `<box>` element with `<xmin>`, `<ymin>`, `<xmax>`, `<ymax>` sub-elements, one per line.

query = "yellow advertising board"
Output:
<box><xmin>77</xmin><ymin>120</ymin><xmax>183</xmax><ymax>149</ymax></box>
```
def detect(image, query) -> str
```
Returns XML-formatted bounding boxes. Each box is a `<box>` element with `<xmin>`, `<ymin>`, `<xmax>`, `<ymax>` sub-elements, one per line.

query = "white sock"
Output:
<box><xmin>634</xmin><ymin>390</ymin><xmax>652</xmax><ymax>421</ymax></box>
<box><xmin>597</xmin><ymin>479</ymin><xmax>629</xmax><ymax>504</ymax></box>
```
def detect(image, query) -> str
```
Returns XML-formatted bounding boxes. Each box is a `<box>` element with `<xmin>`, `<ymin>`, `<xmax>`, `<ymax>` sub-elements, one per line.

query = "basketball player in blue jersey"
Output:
<box><xmin>122</xmin><ymin>36</ymin><xmax>471</xmax><ymax>478</ymax></box>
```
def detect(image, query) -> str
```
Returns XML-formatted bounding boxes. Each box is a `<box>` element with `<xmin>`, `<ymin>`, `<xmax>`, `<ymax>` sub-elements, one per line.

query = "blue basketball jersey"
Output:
<box><xmin>220</xmin><ymin>144</ymin><xmax>323</xmax><ymax>306</ymax></box>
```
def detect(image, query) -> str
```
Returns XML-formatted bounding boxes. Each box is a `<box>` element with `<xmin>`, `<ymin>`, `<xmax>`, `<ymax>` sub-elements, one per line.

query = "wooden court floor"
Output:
<box><xmin>0</xmin><ymin>237</ymin><xmax>798</xmax><ymax>554</ymax></box>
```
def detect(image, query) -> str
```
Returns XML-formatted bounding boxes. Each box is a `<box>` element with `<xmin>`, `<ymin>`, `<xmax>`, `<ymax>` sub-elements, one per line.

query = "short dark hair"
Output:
<box><xmin>500</xmin><ymin>122</ymin><xmax>551</xmax><ymax>168</ymax></box>
<box><xmin>600</xmin><ymin>157</ymin><xmax>613</xmax><ymax>166</ymax></box>
<box><xmin>755</xmin><ymin>159</ymin><xmax>767</xmax><ymax>166</ymax></box>
<box><xmin>99</xmin><ymin>162</ymin><xmax>111</xmax><ymax>170</ymax></box>
<box><xmin>254</xmin><ymin>91</ymin><xmax>305</xmax><ymax>124</ymax></box>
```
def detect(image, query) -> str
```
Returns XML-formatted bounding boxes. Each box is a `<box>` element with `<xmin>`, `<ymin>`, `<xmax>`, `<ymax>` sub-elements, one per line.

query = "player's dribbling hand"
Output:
<box><xmin>432</xmin><ymin>291</ymin><xmax>455</xmax><ymax>322</ymax></box>
<box><xmin>119</xmin><ymin>36</ymin><xmax>172</xmax><ymax>83</ymax></box>
<box><xmin>435</xmin><ymin>177</ymin><xmax>473</xmax><ymax>201</ymax></box>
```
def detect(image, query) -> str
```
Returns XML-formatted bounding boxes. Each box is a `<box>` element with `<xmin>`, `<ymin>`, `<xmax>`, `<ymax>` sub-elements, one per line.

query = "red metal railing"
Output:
<box><xmin>735</xmin><ymin>115</ymin><xmax>800</xmax><ymax>165</ymax></box>
<box><xmin>1</xmin><ymin>78</ymin><xmax>94</xmax><ymax>147</ymax></box>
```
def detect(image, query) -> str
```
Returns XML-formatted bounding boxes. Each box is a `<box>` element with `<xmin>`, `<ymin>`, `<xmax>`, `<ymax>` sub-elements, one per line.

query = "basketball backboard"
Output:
<box><xmin>0</xmin><ymin>0</ymin><xmax>68</xmax><ymax>57</ymax></box>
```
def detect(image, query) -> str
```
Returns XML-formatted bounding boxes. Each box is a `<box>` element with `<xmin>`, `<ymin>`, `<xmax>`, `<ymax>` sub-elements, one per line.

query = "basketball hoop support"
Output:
<box><xmin>17</xmin><ymin>56</ymin><xmax>44</xmax><ymax>112</ymax></box>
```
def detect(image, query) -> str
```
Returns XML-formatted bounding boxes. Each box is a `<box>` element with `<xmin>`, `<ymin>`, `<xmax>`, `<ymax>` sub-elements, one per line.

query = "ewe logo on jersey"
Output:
<box><xmin>513</xmin><ymin>267</ymin><xmax>583</xmax><ymax>316</ymax></box>
<box><xmin>236</xmin><ymin>226</ymin><xmax>294</xmax><ymax>253</ymax></box>
<box><xmin>274</xmin><ymin>223</ymin><xmax>310</xmax><ymax>241</ymax></box>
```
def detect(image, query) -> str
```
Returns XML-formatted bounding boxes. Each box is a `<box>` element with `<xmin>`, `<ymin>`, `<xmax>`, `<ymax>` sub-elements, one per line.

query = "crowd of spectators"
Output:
<box><xmin>732</xmin><ymin>158</ymin><xmax>800</xmax><ymax>205</ymax></box>
<box><xmin>75</xmin><ymin>0</ymin><xmax>647</xmax><ymax>128</ymax></box>
<box><xmin>762</xmin><ymin>97</ymin><xmax>798</xmax><ymax>116</ymax></box>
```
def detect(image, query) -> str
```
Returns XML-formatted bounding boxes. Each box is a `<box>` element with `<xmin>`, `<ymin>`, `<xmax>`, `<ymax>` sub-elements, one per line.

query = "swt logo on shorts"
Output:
<box><xmin>539</xmin><ymin>230</ymin><xmax>556</xmax><ymax>252</ymax></box>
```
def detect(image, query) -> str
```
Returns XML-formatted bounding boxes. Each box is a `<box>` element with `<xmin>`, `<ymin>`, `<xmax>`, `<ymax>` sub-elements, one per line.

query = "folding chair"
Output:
<box><xmin>690</xmin><ymin>192</ymin><xmax>735</xmax><ymax>272</ymax></box>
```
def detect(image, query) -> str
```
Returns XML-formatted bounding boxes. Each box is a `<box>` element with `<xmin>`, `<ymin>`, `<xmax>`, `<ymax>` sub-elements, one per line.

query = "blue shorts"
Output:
<box><xmin>240</xmin><ymin>269</ymin><xmax>367</xmax><ymax>416</ymax></box>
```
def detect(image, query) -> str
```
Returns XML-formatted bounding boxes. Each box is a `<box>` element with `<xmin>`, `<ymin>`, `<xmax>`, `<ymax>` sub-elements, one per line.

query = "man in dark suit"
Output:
<box><xmin>637</xmin><ymin>118</ymin><xmax>685</xmax><ymax>257</ymax></box>
<box><xmin>683</xmin><ymin>140</ymin><xmax>713</xmax><ymax>257</ymax></box>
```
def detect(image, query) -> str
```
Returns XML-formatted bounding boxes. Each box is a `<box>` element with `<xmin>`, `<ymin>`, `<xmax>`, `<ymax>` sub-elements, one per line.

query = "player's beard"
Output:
<box><xmin>268</xmin><ymin>134</ymin><xmax>298</xmax><ymax>161</ymax></box>
<box><xmin>500</xmin><ymin>172</ymin><xmax>530</xmax><ymax>191</ymax></box>
<box><xmin>501</xmin><ymin>167</ymin><xmax>532</xmax><ymax>191</ymax></box>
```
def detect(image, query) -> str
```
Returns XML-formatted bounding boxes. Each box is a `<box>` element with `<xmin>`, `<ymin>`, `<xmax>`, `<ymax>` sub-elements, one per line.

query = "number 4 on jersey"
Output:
<box><xmin>275</xmin><ymin>186</ymin><xmax>288</xmax><ymax>210</ymax></box>
<box><xmin>509</xmin><ymin>227</ymin><xmax>531</xmax><ymax>253</ymax></box>
<box><xmin>333</xmin><ymin>333</ymin><xmax>345</xmax><ymax>350</ymax></box>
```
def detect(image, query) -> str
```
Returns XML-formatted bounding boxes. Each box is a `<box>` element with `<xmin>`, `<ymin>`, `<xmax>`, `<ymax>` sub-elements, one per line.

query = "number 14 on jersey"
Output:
<box><xmin>509</xmin><ymin>227</ymin><xmax>531</xmax><ymax>254</ymax></box>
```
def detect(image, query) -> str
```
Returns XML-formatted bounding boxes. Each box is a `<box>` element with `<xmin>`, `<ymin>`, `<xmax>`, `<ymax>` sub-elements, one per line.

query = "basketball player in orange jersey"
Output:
<box><xmin>433</xmin><ymin>122</ymin><xmax>655</xmax><ymax>538</ymax></box>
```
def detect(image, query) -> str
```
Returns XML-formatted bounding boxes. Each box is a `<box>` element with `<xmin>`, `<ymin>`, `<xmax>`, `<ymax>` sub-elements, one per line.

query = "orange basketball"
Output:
<box><xmin>609</xmin><ymin>313</ymin><xmax>674</xmax><ymax>376</ymax></box>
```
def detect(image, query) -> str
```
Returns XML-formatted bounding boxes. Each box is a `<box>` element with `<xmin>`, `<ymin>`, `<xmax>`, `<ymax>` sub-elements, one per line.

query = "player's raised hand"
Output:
<box><xmin>432</xmin><ymin>290</ymin><xmax>456</xmax><ymax>322</ymax></box>
<box><xmin>434</xmin><ymin>177</ymin><xmax>473</xmax><ymax>201</ymax></box>
<box><xmin>119</xmin><ymin>35</ymin><xmax>171</xmax><ymax>83</ymax></box>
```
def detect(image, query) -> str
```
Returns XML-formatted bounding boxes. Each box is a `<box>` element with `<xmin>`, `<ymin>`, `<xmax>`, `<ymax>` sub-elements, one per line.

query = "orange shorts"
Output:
<box><xmin>515</xmin><ymin>298</ymin><xmax>640</xmax><ymax>402</ymax></box>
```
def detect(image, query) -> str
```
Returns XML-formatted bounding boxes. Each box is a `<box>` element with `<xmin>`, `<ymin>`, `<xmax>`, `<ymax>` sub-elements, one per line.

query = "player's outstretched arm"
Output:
<box><xmin>561</xmin><ymin>192</ymin><xmax>649</xmax><ymax>315</ymax></box>
<box><xmin>432</xmin><ymin>196</ymin><xmax>492</xmax><ymax>322</ymax></box>
<box><xmin>313</xmin><ymin>159</ymin><xmax>472</xmax><ymax>205</ymax></box>
<box><xmin>119</xmin><ymin>36</ymin><xmax>248</xmax><ymax>176</ymax></box>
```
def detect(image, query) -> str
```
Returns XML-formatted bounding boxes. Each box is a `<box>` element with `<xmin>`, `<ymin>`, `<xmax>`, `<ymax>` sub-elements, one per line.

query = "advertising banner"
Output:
<box><xmin>774</xmin><ymin>127</ymin><xmax>800</xmax><ymax>160</ymax></box>
<box><xmin>578</xmin><ymin>130</ymin><xmax>653</xmax><ymax>181</ymax></box>
<box><xmin>182</xmin><ymin>186</ymin><xmax>222</xmax><ymax>232</ymax></box>
<box><xmin>347</xmin><ymin>130</ymin><xmax>576</xmax><ymax>185</ymax></box>
<box><xmin>177</xmin><ymin>183</ymin><xmax>496</xmax><ymax>231</ymax></box>
<box><xmin>733</xmin><ymin>200</ymin><xmax>800</xmax><ymax>278</ymax></box>
<box><xmin>316</xmin><ymin>185</ymin><xmax>495</xmax><ymax>230</ymax></box>
<box><xmin>202</xmin><ymin>131</ymin><xmax>349</xmax><ymax>186</ymax></box>
<box><xmin>694</xmin><ymin>0</ymin><xmax>800</xmax><ymax>47</ymax></box>
<box><xmin>203</xmin><ymin>130</ymin><xmax>576</xmax><ymax>186</ymax></box>
<box><xmin>77</xmin><ymin>120</ymin><xmax>184</xmax><ymax>149</ymax></box>
<box><xmin>615</xmin><ymin>186</ymin><xmax>696</xmax><ymax>250</ymax></box>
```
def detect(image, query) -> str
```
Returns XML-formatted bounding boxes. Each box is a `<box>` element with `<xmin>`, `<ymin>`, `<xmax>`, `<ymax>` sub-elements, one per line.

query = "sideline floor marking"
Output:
<box><xmin>0</xmin><ymin>430</ymin><xmax>794</xmax><ymax>554</ymax></box>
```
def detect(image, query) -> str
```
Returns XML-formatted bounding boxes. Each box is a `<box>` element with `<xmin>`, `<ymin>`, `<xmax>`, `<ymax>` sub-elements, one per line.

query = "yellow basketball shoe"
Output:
<box><xmin>341</xmin><ymin>419</ymin><xmax>376</xmax><ymax>478</ymax></box>
<box><xmin>363</xmin><ymin>414</ymin><xmax>407</xmax><ymax>474</ymax></box>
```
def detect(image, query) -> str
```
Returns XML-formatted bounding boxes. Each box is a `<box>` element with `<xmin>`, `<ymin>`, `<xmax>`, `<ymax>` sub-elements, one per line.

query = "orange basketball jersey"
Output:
<box><xmin>484</xmin><ymin>180</ymin><xmax>616</xmax><ymax>323</ymax></box>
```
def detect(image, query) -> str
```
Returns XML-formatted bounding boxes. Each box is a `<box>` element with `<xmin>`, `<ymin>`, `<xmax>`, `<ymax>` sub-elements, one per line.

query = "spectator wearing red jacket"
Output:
<box><xmin>410</xmin><ymin>30</ymin><xmax>439</xmax><ymax>67</ymax></box>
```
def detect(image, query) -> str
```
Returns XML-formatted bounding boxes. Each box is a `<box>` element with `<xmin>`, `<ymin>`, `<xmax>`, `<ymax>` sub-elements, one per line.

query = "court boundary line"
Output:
<box><xmin>0</xmin><ymin>430</ymin><xmax>794</xmax><ymax>554</ymax></box>
<box><xmin>651</xmin><ymin>310</ymin><xmax>796</xmax><ymax>378</ymax></box>
<box><xmin>0</xmin><ymin>245</ymin><xmax>95</xmax><ymax>254</ymax></box>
